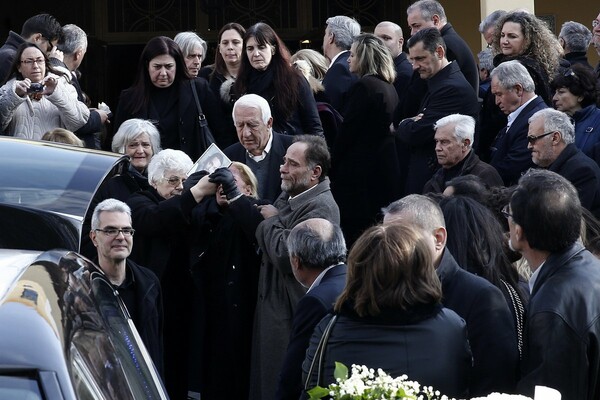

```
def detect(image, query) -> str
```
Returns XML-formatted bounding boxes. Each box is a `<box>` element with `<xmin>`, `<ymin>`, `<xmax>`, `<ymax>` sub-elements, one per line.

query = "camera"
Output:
<box><xmin>27</xmin><ymin>83</ymin><xmax>44</xmax><ymax>93</ymax></box>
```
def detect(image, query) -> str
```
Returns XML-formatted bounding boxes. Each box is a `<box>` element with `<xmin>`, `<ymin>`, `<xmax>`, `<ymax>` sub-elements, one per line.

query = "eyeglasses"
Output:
<box><xmin>564</xmin><ymin>68</ymin><xmax>579</xmax><ymax>82</ymax></box>
<box><xmin>164</xmin><ymin>176</ymin><xmax>186</xmax><ymax>187</ymax></box>
<box><xmin>501</xmin><ymin>205</ymin><xmax>513</xmax><ymax>220</ymax></box>
<box><xmin>527</xmin><ymin>131</ymin><xmax>555</xmax><ymax>144</ymax></box>
<box><xmin>593</xmin><ymin>20</ymin><xmax>599</xmax><ymax>28</ymax></box>
<box><xmin>21</xmin><ymin>58</ymin><xmax>45</xmax><ymax>66</ymax></box>
<box><xmin>94</xmin><ymin>228</ymin><xmax>135</xmax><ymax>237</ymax></box>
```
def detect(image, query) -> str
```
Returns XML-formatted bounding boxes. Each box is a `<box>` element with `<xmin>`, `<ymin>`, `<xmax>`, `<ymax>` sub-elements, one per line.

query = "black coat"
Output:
<box><xmin>322</xmin><ymin>51</ymin><xmax>358</xmax><ymax>114</ymax></box>
<box><xmin>331</xmin><ymin>75</ymin><xmax>400</xmax><ymax>245</ymax></box>
<box><xmin>127</xmin><ymin>188</ymin><xmax>200</xmax><ymax>399</ymax></box>
<box><xmin>397</xmin><ymin>62</ymin><xmax>480</xmax><ymax>195</ymax></box>
<box><xmin>224</xmin><ymin>132</ymin><xmax>293</xmax><ymax>203</ymax></box>
<box><xmin>548</xmin><ymin>143</ymin><xmax>600</xmax><ymax>217</ymax></box>
<box><xmin>440</xmin><ymin>23</ymin><xmax>479</xmax><ymax>93</ymax></box>
<box><xmin>114</xmin><ymin>78</ymin><xmax>228</xmax><ymax>161</ymax></box>
<box><xmin>0</xmin><ymin>31</ymin><xmax>24</xmax><ymax>83</ymax></box>
<box><xmin>518</xmin><ymin>243</ymin><xmax>600</xmax><ymax>400</ymax></box>
<box><xmin>124</xmin><ymin>259</ymin><xmax>164</xmax><ymax>376</ymax></box>
<box><xmin>191</xmin><ymin>196</ymin><xmax>266</xmax><ymax>400</ymax></box>
<box><xmin>490</xmin><ymin>96</ymin><xmax>548</xmax><ymax>186</ymax></box>
<box><xmin>423</xmin><ymin>150</ymin><xmax>504</xmax><ymax>193</ymax></box>
<box><xmin>302</xmin><ymin>302</ymin><xmax>472</xmax><ymax>399</ymax></box>
<box><xmin>392</xmin><ymin>52</ymin><xmax>414</xmax><ymax>125</ymax></box>
<box><xmin>438</xmin><ymin>250</ymin><xmax>519</xmax><ymax>396</ymax></box>
<box><xmin>277</xmin><ymin>263</ymin><xmax>347</xmax><ymax>400</ymax></box>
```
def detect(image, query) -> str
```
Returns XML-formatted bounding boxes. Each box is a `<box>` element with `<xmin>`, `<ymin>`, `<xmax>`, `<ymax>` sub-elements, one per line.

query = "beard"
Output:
<box><xmin>281</xmin><ymin>173</ymin><xmax>312</xmax><ymax>197</ymax></box>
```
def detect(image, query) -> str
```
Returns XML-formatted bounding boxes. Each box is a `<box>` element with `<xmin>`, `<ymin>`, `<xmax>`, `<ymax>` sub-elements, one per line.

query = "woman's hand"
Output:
<box><xmin>14</xmin><ymin>78</ymin><xmax>31</xmax><ymax>97</ymax></box>
<box><xmin>42</xmin><ymin>76</ymin><xmax>57</xmax><ymax>95</ymax></box>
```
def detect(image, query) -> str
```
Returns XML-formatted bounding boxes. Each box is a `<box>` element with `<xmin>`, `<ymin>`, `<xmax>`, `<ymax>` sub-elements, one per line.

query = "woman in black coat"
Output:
<box><xmin>114</xmin><ymin>36</ymin><xmax>228</xmax><ymax>161</ymax></box>
<box><xmin>330</xmin><ymin>33</ymin><xmax>401</xmax><ymax>246</ymax></box>
<box><xmin>233</xmin><ymin>22</ymin><xmax>323</xmax><ymax>137</ymax></box>
<box><xmin>302</xmin><ymin>224</ymin><xmax>471</xmax><ymax>399</ymax></box>
<box><xmin>126</xmin><ymin>149</ymin><xmax>217</xmax><ymax>400</ymax></box>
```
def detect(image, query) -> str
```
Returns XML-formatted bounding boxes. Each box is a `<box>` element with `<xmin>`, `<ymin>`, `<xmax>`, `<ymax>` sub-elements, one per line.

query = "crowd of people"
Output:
<box><xmin>3</xmin><ymin>2</ymin><xmax>600</xmax><ymax>399</ymax></box>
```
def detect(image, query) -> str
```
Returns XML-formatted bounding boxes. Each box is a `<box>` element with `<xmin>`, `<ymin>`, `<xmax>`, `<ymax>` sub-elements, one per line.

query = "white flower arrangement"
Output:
<box><xmin>307</xmin><ymin>362</ymin><xmax>454</xmax><ymax>400</ymax></box>
<box><xmin>471</xmin><ymin>394</ymin><xmax>532</xmax><ymax>400</ymax></box>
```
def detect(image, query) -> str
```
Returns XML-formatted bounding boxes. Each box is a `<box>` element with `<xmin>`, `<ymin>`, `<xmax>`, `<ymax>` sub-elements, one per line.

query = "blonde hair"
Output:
<box><xmin>42</xmin><ymin>128</ymin><xmax>84</xmax><ymax>147</ymax></box>
<box><xmin>230</xmin><ymin>161</ymin><xmax>259</xmax><ymax>198</ymax></box>
<box><xmin>351</xmin><ymin>33</ymin><xmax>396</xmax><ymax>83</ymax></box>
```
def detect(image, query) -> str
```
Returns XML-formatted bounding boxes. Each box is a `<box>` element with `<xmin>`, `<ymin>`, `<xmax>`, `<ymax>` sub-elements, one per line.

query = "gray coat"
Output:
<box><xmin>249</xmin><ymin>178</ymin><xmax>340</xmax><ymax>400</ymax></box>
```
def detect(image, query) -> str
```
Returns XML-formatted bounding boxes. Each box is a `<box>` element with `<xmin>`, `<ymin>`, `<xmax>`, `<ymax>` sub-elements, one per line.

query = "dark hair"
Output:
<box><xmin>234</xmin><ymin>22</ymin><xmax>301</xmax><ymax>121</ymax></box>
<box><xmin>407</xmin><ymin>26</ymin><xmax>446</xmax><ymax>54</ymax></box>
<box><xmin>294</xmin><ymin>135</ymin><xmax>330</xmax><ymax>180</ymax></box>
<box><xmin>438</xmin><ymin>196</ymin><xmax>523</xmax><ymax>295</ymax></box>
<box><xmin>487</xmin><ymin>185</ymin><xmax>517</xmax><ymax>231</ymax></box>
<box><xmin>214</xmin><ymin>22</ymin><xmax>246</xmax><ymax>77</ymax></box>
<box><xmin>21</xmin><ymin>14</ymin><xmax>61</xmax><ymax>42</ymax></box>
<box><xmin>5</xmin><ymin>42</ymin><xmax>64</xmax><ymax>83</ymax></box>
<box><xmin>511</xmin><ymin>169</ymin><xmax>581</xmax><ymax>252</ymax></box>
<box><xmin>335</xmin><ymin>223</ymin><xmax>442</xmax><ymax>317</ymax></box>
<box><xmin>125</xmin><ymin>36</ymin><xmax>190</xmax><ymax>115</ymax></box>
<box><xmin>444</xmin><ymin>175</ymin><xmax>490</xmax><ymax>205</ymax></box>
<box><xmin>550</xmin><ymin>63</ymin><xmax>600</xmax><ymax>108</ymax></box>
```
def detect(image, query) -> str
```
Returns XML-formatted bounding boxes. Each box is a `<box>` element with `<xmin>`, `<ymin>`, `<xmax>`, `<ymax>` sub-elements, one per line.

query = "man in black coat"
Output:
<box><xmin>528</xmin><ymin>109</ymin><xmax>600</xmax><ymax>216</ymax></box>
<box><xmin>423</xmin><ymin>113</ymin><xmax>503</xmax><ymax>194</ymax></box>
<box><xmin>276</xmin><ymin>218</ymin><xmax>347</xmax><ymax>400</ymax></box>
<box><xmin>559</xmin><ymin>21</ymin><xmax>594</xmax><ymax>70</ymax></box>
<box><xmin>0</xmin><ymin>13</ymin><xmax>61</xmax><ymax>82</ymax></box>
<box><xmin>89</xmin><ymin>198</ymin><xmax>163</xmax><ymax>375</ymax></box>
<box><xmin>396</xmin><ymin>28</ymin><xmax>479</xmax><ymax>195</ymax></box>
<box><xmin>509</xmin><ymin>169</ymin><xmax>600</xmax><ymax>399</ymax></box>
<box><xmin>489</xmin><ymin>60</ymin><xmax>548</xmax><ymax>186</ymax></box>
<box><xmin>374</xmin><ymin>21</ymin><xmax>413</xmax><ymax>126</ymax></box>
<box><xmin>383</xmin><ymin>195</ymin><xmax>519</xmax><ymax>397</ymax></box>
<box><xmin>321</xmin><ymin>15</ymin><xmax>360</xmax><ymax>114</ymax></box>
<box><xmin>224</xmin><ymin>94</ymin><xmax>293</xmax><ymax>203</ymax></box>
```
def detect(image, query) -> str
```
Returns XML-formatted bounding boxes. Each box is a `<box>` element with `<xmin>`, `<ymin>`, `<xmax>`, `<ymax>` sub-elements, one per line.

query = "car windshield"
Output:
<box><xmin>0</xmin><ymin>138</ymin><xmax>125</xmax><ymax>220</ymax></box>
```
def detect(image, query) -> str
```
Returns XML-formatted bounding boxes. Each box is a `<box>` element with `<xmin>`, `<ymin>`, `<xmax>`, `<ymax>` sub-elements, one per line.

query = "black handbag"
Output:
<box><xmin>304</xmin><ymin>314</ymin><xmax>338</xmax><ymax>392</ymax></box>
<box><xmin>190</xmin><ymin>80</ymin><xmax>216</xmax><ymax>152</ymax></box>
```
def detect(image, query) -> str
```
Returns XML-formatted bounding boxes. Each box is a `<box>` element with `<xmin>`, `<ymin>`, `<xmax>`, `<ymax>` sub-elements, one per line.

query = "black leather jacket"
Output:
<box><xmin>518</xmin><ymin>242</ymin><xmax>600</xmax><ymax>399</ymax></box>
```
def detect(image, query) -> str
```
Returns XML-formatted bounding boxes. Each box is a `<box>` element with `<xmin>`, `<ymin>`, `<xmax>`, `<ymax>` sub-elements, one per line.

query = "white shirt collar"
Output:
<box><xmin>507</xmin><ymin>95</ymin><xmax>538</xmax><ymax>130</ymax></box>
<box><xmin>247</xmin><ymin>131</ymin><xmax>273</xmax><ymax>162</ymax></box>
<box><xmin>329</xmin><ymin>50</ymin><xmax>349</xmax><ymax>68</ymax></box>
<box><xmin>528</xmin><ymin>259</ymin><xmax>546</xmax><ymax>293</ymax></box>
<box><xmin>288</xmin><ymin>181</ymin><xmax>319</xmax><ymax>201</ymax></box>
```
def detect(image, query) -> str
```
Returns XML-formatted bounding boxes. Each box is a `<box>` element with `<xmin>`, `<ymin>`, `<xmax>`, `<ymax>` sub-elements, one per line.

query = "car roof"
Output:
<box><xmin>0</xmin><ymin>137</ymin><xmax>128</xmax><ymax>221</ymax></box>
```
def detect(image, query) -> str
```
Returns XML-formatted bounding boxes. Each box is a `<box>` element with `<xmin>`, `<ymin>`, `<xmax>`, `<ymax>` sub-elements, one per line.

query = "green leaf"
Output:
<box><xmin>333</xmin><ymin>362</ymin><xmax>349</xmax><ymax>381</ymax></box>
<box><xmin>307</xmin><ymin>386</ymin><xmax>330</xmax><ymax>399</ymax></box>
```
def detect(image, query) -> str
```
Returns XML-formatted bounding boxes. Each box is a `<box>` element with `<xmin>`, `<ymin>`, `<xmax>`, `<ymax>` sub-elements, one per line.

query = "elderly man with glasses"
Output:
<box><xmin>527</xmin><ymin>108</ymin><xmax>600</xmax><ymax>216</ymax></box>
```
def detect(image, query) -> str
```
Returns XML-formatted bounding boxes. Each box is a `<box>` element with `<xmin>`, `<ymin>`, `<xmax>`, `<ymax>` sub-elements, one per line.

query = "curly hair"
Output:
<box><xmin>491</xmin><ymin>11</ymin><xmax>562</xmax><ymax>79</ymax></box>
<box><xmin>550</xmin><ymin>63</ymin><xmax>600</xmax><ymax>108</ymax></box>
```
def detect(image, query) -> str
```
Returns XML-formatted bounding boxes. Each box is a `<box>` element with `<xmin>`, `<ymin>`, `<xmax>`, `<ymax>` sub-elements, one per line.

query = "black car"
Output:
<box><xmin>0</xmin><ymin>137</ymin><xmax>168</xmax><ymax>399</ymax></box>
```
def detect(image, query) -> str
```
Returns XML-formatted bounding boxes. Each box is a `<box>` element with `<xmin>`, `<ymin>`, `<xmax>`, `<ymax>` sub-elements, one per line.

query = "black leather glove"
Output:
<box><xmin>209</xmin><ymin>167</ymin><xmax>242</xmax><ymax>201</ymax></box>
<box><xmin>183</xmin><ymin>170</ymin><xmax>208</xmax><ymax>192</ymax></box>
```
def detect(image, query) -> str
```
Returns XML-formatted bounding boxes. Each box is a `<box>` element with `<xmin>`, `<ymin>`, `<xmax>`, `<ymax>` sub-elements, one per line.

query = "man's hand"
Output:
<box><xmin>48</xmin><ymin>46</ymin><xmax>63</xmax><ymax>62</ymax></box>
<box><xmin>257</xmin><ymin>204</ymin><xmax>278</xmax><ymax>219</ymax></box>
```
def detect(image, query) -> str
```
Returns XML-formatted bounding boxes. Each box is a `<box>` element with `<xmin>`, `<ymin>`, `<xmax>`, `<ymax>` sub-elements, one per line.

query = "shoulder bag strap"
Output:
<box><xmin>190</xmin><ymin>80</ymin><xmax>208</xmax><ymax>128</ymax></box>
<box><xmin>304</xmin><ymin>314</ymin><xmax>338</xmax><ymax>391</ymax></box>
<box><xmin>501</xmin><ymin>279</ymin><xmax>525</xmax><ymax>359</ymax></box>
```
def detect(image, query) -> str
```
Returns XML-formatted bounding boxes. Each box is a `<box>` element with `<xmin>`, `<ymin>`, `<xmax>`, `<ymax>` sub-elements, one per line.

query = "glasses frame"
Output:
<box><xmin>20</xmin><ymin>58</ymin><xmax>45</xmax><ymax>66</ymax></box>
<box><xmin>593</xmin><ymin>20</ymin><xmax>599</xmax><ymax>28</ymax></box>
<box><xmin>164</xmin><ymin>176</ymin><xmax>186</xmax><ymax>187</ymax></box>
<box><xmin>527</xmin><ymin>131</ymin><xmax>555</xmax><ymax>144</ymax></box>
<box><xmin>94</xmin><ymin>228</ymin><xmax>135</xmax><ymax>237</ymax></box>
<box><xmin>501</xmin><ymin>205</ymin><xmax>513</xmax><ymax>220</ymax></box>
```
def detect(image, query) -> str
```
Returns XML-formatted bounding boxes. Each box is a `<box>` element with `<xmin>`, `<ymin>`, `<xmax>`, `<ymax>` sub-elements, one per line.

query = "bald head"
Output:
<box><xmin>374</xmin><ymin>21</ymin><xmax>404</xmax><ymax>57</ymax></box>
<box><xmin>287</xmin><ymin>218</ymin><xmax>346</xmax><ymax>271</ymax></box>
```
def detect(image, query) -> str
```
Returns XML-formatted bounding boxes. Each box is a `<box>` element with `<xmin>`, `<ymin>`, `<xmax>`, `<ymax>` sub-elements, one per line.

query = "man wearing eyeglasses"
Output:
<box><xmin>489</xmin><ymin>60</ymin><xmax>548</xmax><ymax>186</ymax></box>
<box><xmin>90</xmin><ymin>198</ymin><xmax>164</xmax><ymax>376</ymax></box>
<box><xmin>0</xmin><ymin>13</ymin><xmax>61</xmax><ymax>83</ymax></box>
<box><xmin>527</xmin><ymin>108</ymin><xmax>600</xmax><ymax>216</ymax></box>
<box><xmin>509</xmin><ymin>169</ymin><xmax>600</xmax><ymax>399</ymax></box>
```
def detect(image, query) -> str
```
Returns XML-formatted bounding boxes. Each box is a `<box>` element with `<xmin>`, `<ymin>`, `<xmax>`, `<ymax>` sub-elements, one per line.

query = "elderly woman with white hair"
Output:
<box><xmin>127</xmin><ymin>148</ymin><xmax>217</xmax><ymax>398</ymax></box>
<box><xmin>174</xmin><ymin>31</ymin><xmax>208</xmax><ymax>78</ymax></box>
